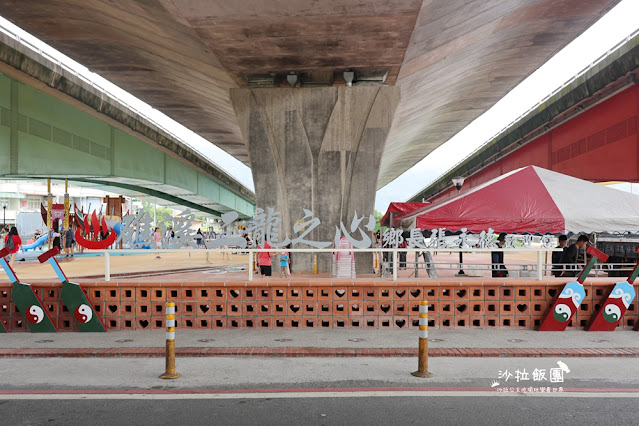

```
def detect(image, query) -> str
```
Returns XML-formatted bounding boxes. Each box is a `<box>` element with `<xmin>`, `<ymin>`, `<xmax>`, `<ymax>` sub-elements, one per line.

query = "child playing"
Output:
<box><xmin>279</xmin><ymin>251</ymin><xmax>290</xmax><ymax>278</ymax></box>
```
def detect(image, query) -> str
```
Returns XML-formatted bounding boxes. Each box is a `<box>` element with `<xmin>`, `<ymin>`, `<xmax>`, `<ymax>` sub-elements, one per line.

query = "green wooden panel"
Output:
<box><xmin>112</xmin><ymin>129</ymin><xmax>164</xmax><ymax>182</ymax></box>
<box><xmin>0</xmin><ymin>73</ymin><xmax>10</xmax><ymax>109</ymax></box>
<box><xmin>165</xmin><ymin>155</ymin><xmax>198</xmax><ymax>193</ymax></box>
<box><xmin>17</xmin><ymin>132</ymin><xmax>109</xmax><ymax>176</ymax></box>
<box><xmin>18</xmin><ymin>82</ymin><xmax>110</xmax><ymax>148</ymax></box>
<box><xmin>197</xmin><ymin>175</ymin><xmax>221</xmax><ymax>203</ymax></box>
<box><xmin>61</xmin><ymin>281</ymin><xmax>107</xmax><ymax>332</ymax></box>
<box><xmin>11</xmin><ymin>282</ymin><xmax>57</xmax><ymax>332</ymax></box>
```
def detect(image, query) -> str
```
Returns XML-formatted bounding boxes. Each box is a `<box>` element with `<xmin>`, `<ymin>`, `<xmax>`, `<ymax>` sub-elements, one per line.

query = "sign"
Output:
<box><xmin>77</xmin><ymin>206</ymin><xmax>559</xmax><ymax>251</ymax></box>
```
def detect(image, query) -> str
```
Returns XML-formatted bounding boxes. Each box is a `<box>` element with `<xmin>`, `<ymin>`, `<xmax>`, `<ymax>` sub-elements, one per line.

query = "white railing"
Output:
<box><xmin>95</xmin><ymin>247</ymin><xmax>573</xmax><ymax>282</ymax></box>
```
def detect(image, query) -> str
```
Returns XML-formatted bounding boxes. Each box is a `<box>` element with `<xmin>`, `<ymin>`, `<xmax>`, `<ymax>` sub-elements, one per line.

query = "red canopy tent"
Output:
<box><xmin>398</xmin><ymin>166</ymin><xmax>639</xmax><ymax>234</ymax></box>
<box><xmin>380</xmin><ymin>202</ymin><xmax>429</xmax><ymax>227</ymax></box>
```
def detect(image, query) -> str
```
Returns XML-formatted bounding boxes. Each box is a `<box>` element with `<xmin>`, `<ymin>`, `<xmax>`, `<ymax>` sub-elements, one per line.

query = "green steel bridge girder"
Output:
<box><xmin>0</xmin><ymin>71</ymin><xmax>255</xmax><ymax>218</ymax></box>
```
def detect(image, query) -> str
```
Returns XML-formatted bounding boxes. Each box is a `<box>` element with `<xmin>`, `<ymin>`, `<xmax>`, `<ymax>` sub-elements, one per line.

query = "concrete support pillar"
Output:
<box><xmin>231</xmin><ymin>86</ymin><xmax>400</xmax><ymax>273</ymax></box>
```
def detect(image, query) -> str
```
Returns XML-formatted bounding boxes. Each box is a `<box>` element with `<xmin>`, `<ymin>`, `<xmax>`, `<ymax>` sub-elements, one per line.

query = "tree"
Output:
<box><xmin>374</xmin><ymin>210</ymin><xmax>383</xmax><ymax>232</ymax></box>
<box><xmin>141</xmin><ymin>202</ymin><xmax>174</xmax><ymax>230</ymax></box>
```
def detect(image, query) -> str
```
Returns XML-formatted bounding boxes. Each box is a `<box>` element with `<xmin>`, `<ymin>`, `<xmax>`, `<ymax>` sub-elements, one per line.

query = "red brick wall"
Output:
<box><xmin>2</xmin><ymin>280</ymin><xmax>637</xmax><ymax>332</ymax></box>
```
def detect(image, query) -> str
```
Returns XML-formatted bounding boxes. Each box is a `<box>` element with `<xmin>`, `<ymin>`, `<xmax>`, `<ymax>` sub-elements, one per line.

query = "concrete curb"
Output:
<box><xmin>2</xmin><ymin>347</ymin><xmax>639</xmax><ymax>358</ymax></box>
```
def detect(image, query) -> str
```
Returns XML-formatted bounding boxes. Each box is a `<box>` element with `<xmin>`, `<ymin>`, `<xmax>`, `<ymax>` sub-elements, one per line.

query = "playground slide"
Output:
<box><xmin>22</xmin><ymin>234</ymin><xmax>49</xmax><ymax>251</ymax></box>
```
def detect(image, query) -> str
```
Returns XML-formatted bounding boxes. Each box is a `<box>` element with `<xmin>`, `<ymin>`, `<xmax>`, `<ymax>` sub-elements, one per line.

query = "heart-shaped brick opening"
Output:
<box><xmin>517</xmin><ymin>304</ymin><xmax>528</xmax><ymax>313</ymax></box>
<box><xmin>395</xmin><ymin>319</ymin><xmax>406</xmax><ymax>328</ymax></box>
<box><xmin>456</xmin><ymin>304</ymin><xmax>467</xmax><ymax>313</ymax></box>
<box><xmin>396</xmin><ymin>289</ymin><xmax>406</xmax><ymax>298</ymax></box>
<box><xmin>380</xmin><ymin>304</ymin><xmax>391</xmax><ymax>313</ymax></box>
<box><xmin>290</xmin><ymin>305</ymin><xmax>300</xmax><ymax>313</ymax></box>
<box><xmin>108</xmin><ymin>305</ymin><xmax>118</xmax><ymax>313</ymax></box>
<box><xmin>229</xmin><ymin>289</ymin><xmax>240</xmax><ymax>298</ymax></box>
<box><xmin>335</xmin><ymin>289</ymin><xmax>346</xmax><ymax>298</ymax></box>
<box><xmin>200</xmin><ymin>305</ymin><xmax>210</xmax><ymax>314</ymax></box>
<box><xmin>456</xmin><ymin>289</ymin><xmax>467</xmax><ymax>298</ymax></box>
<box><xmin>139</xmin><ymin>320</ymin><xmax>149</xmax><ymax>328</ymax></box>
<box><xmin>548</xmin><ymin>289</ymin><xmax>557</xmax><ymax>297</ymax></box>
<box><xmin>351</xmin><ymin>304</ymin><xmax>360</xmax><ymax>311</ymax></box>
<box><xmin>410</xmin><ymin>289</ymin><xmax>421</xmax><ymax>298</ymax></box>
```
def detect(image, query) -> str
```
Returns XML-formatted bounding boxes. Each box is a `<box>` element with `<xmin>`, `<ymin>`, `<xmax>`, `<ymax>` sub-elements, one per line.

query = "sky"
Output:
<box><xmin>1</xmin><ymin>1</ymin><xmax>638</xmax><ymax>213</ymax></box>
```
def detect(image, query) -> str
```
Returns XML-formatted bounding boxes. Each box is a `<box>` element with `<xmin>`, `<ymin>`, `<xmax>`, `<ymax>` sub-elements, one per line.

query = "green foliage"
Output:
<box><xmin>374</xmin><ymin>210</ymin><xmax>383</xmax><ymax>232</ymax></box>
<box><xmin>141</xmin><ymin>201</ymin><xmax>174</xmax><ymax>230</ymax></box>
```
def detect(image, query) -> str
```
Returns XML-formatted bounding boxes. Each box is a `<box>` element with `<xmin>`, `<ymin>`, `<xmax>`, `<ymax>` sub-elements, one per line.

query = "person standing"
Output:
<box><xmin>196</xmin><ymin>228</ymin><xmax>204</xmax><ymax>249</ymax></box>
<box><xmin>153</xmin><ymin>227</ymin><xmax>162</xmax><ymax>259</ymax></box>
<box><xmin>0</xmin><ymin>226</ymin><xmax>7</xmax><ymax>249</ymax></box>
<box><xmin>64</xmin><ymin>227</ymin><xmax>75</xmax><ymax>259</ymax></box>
<box><xmin>279</xmin><ymin>251</ymin><xmax>290</xmax><ymax>278</ymax></box>
<box><xmin>552</xmin><ymin>235</ymin><xmax>568</xmax><ymax>277</ymax></box>
<box><xmin>51</xmin><ymin>226</ymin><xmax>62</xmax><ymax>254</ymax></box>
<box><xmin>491</xmin><ymin>232</ymin><xmax>509</xmax><ymax>278</ymax></box>
<box><xmin>560</xmin><ymin>235</ymin><xmax>589</xmax><ymax>277</ymax></box>
<box><xmin>257</xmin><ymin>240</ymin><xmax>273</xmax><ymax>277</ymax></box>
<box><xmin>4</xmin><ymin>226</ymin><xmax>22</xmax><ymax>269</ymax></box>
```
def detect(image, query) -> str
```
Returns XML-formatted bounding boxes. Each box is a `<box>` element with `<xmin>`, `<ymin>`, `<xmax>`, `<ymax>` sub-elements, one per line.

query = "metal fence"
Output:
<box><xmin>87</xmin><ymin>247</ymin><xmax>629</xmax><ymax>282</ymax></box>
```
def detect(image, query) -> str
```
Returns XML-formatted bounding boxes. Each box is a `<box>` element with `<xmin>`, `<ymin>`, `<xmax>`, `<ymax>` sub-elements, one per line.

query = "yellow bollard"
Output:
<box><xmin>411</xmin><ymin>300</ymin><xmax>434</xmax><ymax>378</ymax></box>
<box><xmin>160</xmin><ymin>301</ymin><xmax>181</xmax><ymax>379</ymax></box>
<box><xmin>313</xmin><ymin>253</ymin><xmax>318</xmax><ymax>275</ymax></box>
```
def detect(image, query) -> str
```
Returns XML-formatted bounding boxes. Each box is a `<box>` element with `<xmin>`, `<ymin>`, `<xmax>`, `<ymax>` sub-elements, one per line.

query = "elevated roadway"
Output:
<box><xmin>0</xmin><ymin>28</ymin><xmax>254</xmax><ymax>218</ymax></box>
<box><xmin>409</xmin><ymin>29</ymin><xmax>639</xmax><ymax>203</ymax></box>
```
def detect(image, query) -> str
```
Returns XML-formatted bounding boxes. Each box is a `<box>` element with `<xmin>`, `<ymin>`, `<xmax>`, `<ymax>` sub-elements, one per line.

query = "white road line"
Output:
<box><xmin>1</xmin><ymin>391</ymin><xmax>638</xmax><ymax>400</ymax></box>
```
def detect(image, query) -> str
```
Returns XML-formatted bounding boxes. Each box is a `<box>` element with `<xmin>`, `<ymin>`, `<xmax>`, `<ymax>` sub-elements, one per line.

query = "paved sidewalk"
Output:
<box><xmin>2</xmin><ymin>329</ymin><xmax>638</xmax><ymax>358</ymax></box>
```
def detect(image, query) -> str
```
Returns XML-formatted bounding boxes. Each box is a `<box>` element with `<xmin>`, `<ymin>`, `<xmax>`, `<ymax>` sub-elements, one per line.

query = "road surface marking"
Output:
<box><xmin>1</xmin><ymin>388</ymin><xmax>638</xmax><ymax>400</ymax></box>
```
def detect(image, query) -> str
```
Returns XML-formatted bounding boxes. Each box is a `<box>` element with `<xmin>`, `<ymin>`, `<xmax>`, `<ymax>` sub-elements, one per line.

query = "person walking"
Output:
<box><xmin>3</xmin><ymin>226</ymin><xmax>22</xmax><ymax>269</ymax></box>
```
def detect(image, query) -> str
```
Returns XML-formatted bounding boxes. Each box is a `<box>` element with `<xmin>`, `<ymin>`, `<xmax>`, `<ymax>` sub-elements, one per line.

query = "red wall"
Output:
<box><xmin>431</xmin><ymin>84</ymin><xmax>639</xmax><ymax>203</ymax></box>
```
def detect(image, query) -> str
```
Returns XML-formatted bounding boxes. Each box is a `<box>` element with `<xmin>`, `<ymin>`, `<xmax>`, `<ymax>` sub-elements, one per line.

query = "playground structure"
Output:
<box><xmin>37</xmin><ymin>180</ymin><xmax>126</xmax><ymax>252</ymax></box>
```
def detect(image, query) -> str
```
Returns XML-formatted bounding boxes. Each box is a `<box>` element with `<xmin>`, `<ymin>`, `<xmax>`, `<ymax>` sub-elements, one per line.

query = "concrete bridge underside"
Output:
<box><xmin>0</xmin><ymin>68</ymin><xmax>254</xmax><ymax>218</ymax></box>
<box><xmin>0</xmin><ymin>0</ymin><xmax>621</xmax><ymax>189</ymax></box>
<box><xmin>410</xmin><ymin>32</ymin><xmax>639</xmax><ymax>203</ymax></box>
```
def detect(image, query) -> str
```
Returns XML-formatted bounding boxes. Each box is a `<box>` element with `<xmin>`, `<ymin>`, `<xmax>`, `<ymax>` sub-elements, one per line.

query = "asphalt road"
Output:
<box><xmin>2</xmin><ymin>395</ymin><xmax>638</xmax><ymax>426</ymax></box>
<box><xmin>1</xmin><ymin>357</ymin><xmax>638</xmax><ymax>425</ymax></box>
